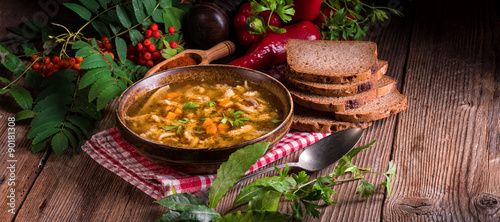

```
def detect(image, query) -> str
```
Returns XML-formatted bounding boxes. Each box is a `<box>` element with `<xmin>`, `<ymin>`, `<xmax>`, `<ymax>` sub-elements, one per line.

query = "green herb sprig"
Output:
<box><xmin>221</xmin><ymin>110</ymin><xmax>251</xmax><ymax>127</ymax></box>
<box><xmin>250</xmin><ymin>0</ymin><xmax>295</xmax><ymax>34</ymax></box>
<box><xmin>155</xmin><ymin>140</ymin><xmax>396</xmax><ymax>221</ymax></box>
<box><xmin>163</xmin><ymin>118</ymin><xmax>189</xmax><ymax>134</ymax></box>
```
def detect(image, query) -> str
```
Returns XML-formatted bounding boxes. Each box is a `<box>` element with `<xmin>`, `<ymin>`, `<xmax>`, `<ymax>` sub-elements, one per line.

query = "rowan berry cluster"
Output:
<box><xmin>126</xmin><ymin>23</ymin><xmax>177</xmax><ymax>67</ymax></box>
<box><xmin>31</xmin><ymin>54</ymin><xmax>83</xmax><ymax>77</ymax></box>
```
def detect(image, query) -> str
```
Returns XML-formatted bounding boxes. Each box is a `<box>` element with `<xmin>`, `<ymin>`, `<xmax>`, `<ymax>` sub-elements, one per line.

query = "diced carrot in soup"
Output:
<box><xmin>206</xmin><ymin>124</ymin><xmax>217</xmax><ymax>135</ymax></box>
<box><xmin>166</xmin><ymin>112</ymin><xmax>177</xmax><ymax>120</ymax></box>
<box><xmin>203</xmin><ymin>118</ymin><xmax>214</xmax><ymax>127</ymax></box>
<box><xmin>217</xmin><ymin>123</ymin><xmax>230</xmax><ymax>131</ymax></box>
<box><xmin>174</xmin><ymin>108</ymin><xmax>183</xmax><ymax>115</ymax></box>
<box><xmin>217</xmin><ymin>98</ymin><xmax>234</xmax><ymax>108</ymax></box>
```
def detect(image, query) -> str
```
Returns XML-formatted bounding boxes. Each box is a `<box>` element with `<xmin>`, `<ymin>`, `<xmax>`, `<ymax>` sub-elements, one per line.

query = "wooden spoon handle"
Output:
<box><xmin>203</xmin><ymin>40</ymin><xmax>236</xmax><ymax>64</ymax></box>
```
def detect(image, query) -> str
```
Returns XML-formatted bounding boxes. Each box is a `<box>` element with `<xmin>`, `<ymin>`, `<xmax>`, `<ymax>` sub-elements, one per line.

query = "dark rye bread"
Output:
<box><xmin>334</xmin><ymin>90</ymin><xmax>408</xmax><ymax>122</ymax></box>
<box><xmin>286</xmin><ymin>39</ymin><xmax>378</xmax><ymax>84</ymax></box>
<box><xmin>288</xmin><ymin>75</ymin><xmax>397</xmax><ymax>112</ymax></box>
<box><xmin>285</xmin><ymin>60</ymin><xmax>388</xmax><ymax>97</ymax></box>
<box><xmin>292</xmin><ymin>104</ymin><xmax>371</xmax><ymax>133</ymax></box>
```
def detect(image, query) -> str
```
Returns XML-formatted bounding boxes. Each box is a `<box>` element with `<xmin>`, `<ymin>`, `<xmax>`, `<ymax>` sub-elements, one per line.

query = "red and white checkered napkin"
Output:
<box><xmin>82</xmin><ymin>127</ymin><xmax>327</xmax><ymax>200</ymax></box>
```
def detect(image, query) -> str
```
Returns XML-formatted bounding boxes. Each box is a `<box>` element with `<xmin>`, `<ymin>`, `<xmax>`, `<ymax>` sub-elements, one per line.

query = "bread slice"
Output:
<box><xmin>292</xmin><ymin>104</ymin><xmax>371</xmax><ymax>133</ymax></box>
<box><xmin>289</xmin><ymin>75</ymin><xmax>397</xmax><ymax>112</ymax></box>
<box><xmin>285</xmin><ymin>60</ymin><xmax>388</xmax><ymax>97</ymax></box>
<box><xmin>286</xmin><ymin>40</ymin><xmax>378</xmax><ymax>84</ymax></box>
<box><xmin>334</xmin><ymin>90</ymin><xmax>408</xmax><ymax>122</ymax></box>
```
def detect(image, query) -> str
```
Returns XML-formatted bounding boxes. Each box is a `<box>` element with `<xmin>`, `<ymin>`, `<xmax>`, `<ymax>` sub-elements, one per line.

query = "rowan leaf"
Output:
<box><xmin>9</xmin><ymin>85</ymin><xmax>33</xmax><ymax>110</ymax></box>
<box><xmin>88</xmin><ymin>75</ymin><xmax>115</xmax><ymax>102</ymax></box>
<box><xmin>31</xmin><ymin>138</ymin><xmax>48</xmax><ymax>153</ymax></box>
<box><xmin>128</xmin><ymin>29</ymin><xmax>144</xmax><ymax>45</ymax></box>
<box><xmin>132</xmin><ymin>0</ymin><xmax>146</xmax><ymax>24</ymax></box>
<box><xmin>64</xmin><ymin>3</ymin><xmax>92</xmax><ymax>21</ymax></box>
<box><xmin>163</xmin><ymin>7</ymin><xmax>181</xmax><ymax>30</ymax></box>
<box><xmin>143</xmin><ymin>0</ymin><xmax>156</xmax><ymax>14</ymax></box>
<box><xmin>32</xmin><ymin>127</ymin><xmax>60</xmax><ymax>144</ymax></box>
<box><xmin>72</xmin><ymin>40</ymin><xmax>90</xmax><ymax>50</ymax></box>
<box><xmin>0</xmin><ymin>76</ymin><xmax>11</xmax><ymax>83</ymax></box>
<box><xmin>2</xmin><ymin>54</ymin><xmax>24</xmax><ymax>76</ymax></box>
<box><xmin>209</xmin><ymin>142</ymin><xmax>269</xmax><ymax>208</ymax></box>
<box><xmin>152</xmin><ymin>8</ymin><xmax>164</xmax><ymax>23</ymax></box>
<box><xmin>62</xmin><ymin>129</ymin><xmax>78</xmax><ymax>150</ymax></box>
<box><xmin>15</xmin><ymin>110</ymin><xmax>36</xmax><ymax>121</ymax></box>
<box><xmin>67</xmin><ymin>115</ymin><xmax>93</xmax><ymax>132</ymax></box>
<box><xmin>79</xmin><ymin>67</ymin><xmax>112</xmax><ymax>89</ymax></box>
<box><xmin>98</xmin><ymin>0</ymin><xmax>110</xmax><ymax>9</ymax></box>
<box><xmin>51</xmin><ymin>132</ymin><xmax>69</xmax><ymax>156</ymax></box>
<box><xmin>114</xmin><ymin>37</ymin><xmax>127</xmax><ymax>63</ymax></box>
<box><xmin>96</xmin><ymin>83</ymin><xmax>122</xmax><ymax>110</ymax></box>
<box><xmin>27</xmin><ymin>120</ymin><xmax>62</xmax><ymax>139</ymax></box>
<box><xmin>91</xmin><ymin>21</ymin><xmax>111</xmax><ymax>38</ymax></box>
<box><xmin>33</xmin><ymin>94</ymin><xmax>72</xmax><ymax>112</ymax></box>
<box><xmin>30</xmin><ymin>106</ymin><xmax>68</xmax><ymax>127</ymax></box>
<box><xmin>65</xmin><ymin>122</ymin><xmax>85</xmax><ymax>141</ymax></box>
<box><xmin>21</xmin><ymin>43</ymin><xmax>37</xmax><ymax>56</ymax></box>
<box><xmin>79</xmin><ymin>53</ymin><xmax>108</xmax><ymax>69</ymax></box>
<box><xmin>35</xmin><ymin>82</ymin><xmax>75</xmax><ymax>102</ymax></box>
<box><xmin>25</xmin><ymin>70</ymin><xmax>43</xmax><ymax>90</ymax></box>
<box><xmin>116</xmin><ymin>5</ymin><xmax>132</xmax><ymax>28</ymax></box>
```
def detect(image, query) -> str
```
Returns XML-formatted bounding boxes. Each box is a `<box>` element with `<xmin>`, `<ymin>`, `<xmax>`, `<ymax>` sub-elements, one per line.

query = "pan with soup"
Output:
<box><xmin>124</xmin><ymin>80</ymin><xmax>282</xmax><ymax>148</ymax></box>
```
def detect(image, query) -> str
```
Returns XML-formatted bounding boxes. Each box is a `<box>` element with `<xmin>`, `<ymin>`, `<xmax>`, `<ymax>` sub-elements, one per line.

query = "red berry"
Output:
<box><xmin>143</xmin><ymin>52</ymin><xmax>152</xmax><ymax>60</ymax></box>
<box><xmin>168</xmin><ymin>26</ymin><xmax>175</xmax><ymax>34</ymax></box>
<box><xmin>31</xmin><ymin>54</ymin><xmax>38</xmax><ymax>62</ymax></box>
<box><xmin>101</xmin><ymin>37</ymin><xmax>108</xmax><ymax>42</ymax></box>
<box><xmin>138</xmin><ymin>58</ymin><xmax>146</xmax><ymax>65</ymax></box>
<box><xmin>144</xmin><ymin>30</ymin><xmax>152</xmax><ymax>38</ymax></box>
<box><xmin>52</xmin><ymin>56</ymin><xmax>60</xmax><ymax>64</ymax></box>
<box><xmin>152</xmin><ymin>52</ymin><xmax>161</xmax><ymax>60</ymax></box>
<box><xmin>76</xmin><ymin>57</ymin><xmax>83</xmax><ymax>63</ymax></box>
<box><xmin>136</xmin><ymin>43</ymin><xmax>144</xmax><ymax>51</ymax></box>
<box><xmin>147</xmin><ymin>44</ymin><xmax>156</xmax><ymax>52</ymax></box>
<box><xmin>146</xmin><ymin>60</ymin><xmax>154</xmax><ymax>67</ymax></box>
<box><xmin>33</xmin><ymin>62</ymin><xmax>41</xmax><ymax>70</ymax></box>
<box><xmin>44</xmin><ymin>57</ymin><xmax>51</xmax><ymax>64</ymax></box>
<box><xmin>143</xmin><ymin>39</ymin><xmax>152</xmax><ymax>46</ymax></box>
<box><xmin>152</xmin><ymin>30</ymin><xmax>161</xmax><ymax>38</ymax></box>
<box><xmin>170</xmin><ymin>41</ymin><xmax>178</xmax><ymax>49</ymax></box>
<box><xmin>149</xmin><ymin>23</ymin><xmax>158</xmax><ymax>31</ymax></box>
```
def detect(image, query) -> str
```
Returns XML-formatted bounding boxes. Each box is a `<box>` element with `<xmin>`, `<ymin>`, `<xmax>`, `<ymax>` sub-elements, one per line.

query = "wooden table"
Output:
<box><xmin>1</xmin><ymin>0</ymin><xmax>499</xmax><ymax>221</ymax></box>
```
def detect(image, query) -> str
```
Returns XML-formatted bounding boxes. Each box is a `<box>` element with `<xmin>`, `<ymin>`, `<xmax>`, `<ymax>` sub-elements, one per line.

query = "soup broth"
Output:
<box><xmin>125</xmin><ymin>80</ymin><xmax>281</xmax><ymax>148</ymax></box>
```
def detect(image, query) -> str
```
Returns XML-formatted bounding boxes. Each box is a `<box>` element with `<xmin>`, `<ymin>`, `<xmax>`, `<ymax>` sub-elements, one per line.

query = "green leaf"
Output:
<box><xmin>9</xmin><ymin>85</ymin><xmax>33</xmax><ymax>110</ymax></box>
<box><xmin>209</xmin><ymin>142</ymin><xmax>270</xmax><ymax>208</ymax></box>
<box><xmin>154</xmin><ymin>193</ymin><xmax>207</xmax><ymax>211</ymax></box>
<box><xmin>98</xmin><ymin>0</ymin><xmax>110</xmax><ymax>9</ymax></box>
<box><xmin>143</xmin><ymin>0</ymin><xmax>156</xmax><ymax>14</ymax></box>
<box><xmin>356</xmin><ymin>179</ymin><xmax>375</xmax><ymax>198</ymax></box>
<box><xmin>33</xmin><ymin>94</ymin><xmax>72</xmax><ymax>112</ymax></box>
<box><xmin>235</xmin><ymin>176</ymin><xmax>295</xmax><ymax>204</ymax></box>
<box><xmin>0</xmin><ymin>89</ymin><xmax>9</xmax><ymax>94</ymax></box>
<box><xmin>2</xmin><ymin>54</ymin><xmax>24</xmax><ymax>76</ymax></box>
<box><xmin>91</xmin><ymin>21</ymin><xmax>111</xmax><ymax>38</ymax></box>
<box><xmin>79</xmin><ymin>67</ymin><xmax>112</xmax><ymax>89</ymax></box>
<box><xmin>0</xmin><ymin>76</ymin><xmax>11</xmax><ymax>83</ymax></box>
<box><xmin>79</xmin><ymin>53</ymin><xmax>108</xmax><ymax>69</ymax></box>
<box><xmin>152</xmin><ymin>8</ymin><xmax>164</xmax><ymax>23</ymax></box>
<box><xmin>247</xmin><ymin>191</ymin><xmax>281</xmax><ymax>211</ymax></box>
<box><xmin>160</xmin><ymin>0</ymin><xmax>173</xmax><ymax>7</ymax></box>
<box><xmin>27</xmin><ymin>120</ymin><xmax>62</xmax><ymax>139</ymax></box>
<box><xmin>25</xmin><ymin>70</ymin><xmax>43</xmax><ymax>91</ymax></box>
<box><xmin>51</xmin><ymin>132</ymin><xmax>68</xmax><ymax>156</ymax></box>
<box><xmin>163</xmin><ymin>7</ymin><xmax>181</xmax><ymax>30</ymax></box>
<box><xmin>79</xmin><ymin>0</ymin><xmax>99</xmax><ymax>13</ymax></box>
<box><xmin>183</xmin><ymin>102</ymin><xmax>200</xmax><ymax>109</ymax></box>
<box><xmin>31</xmin><ymin>139</ymin><xmax>48</xmax><ymax>153</ymax></box>
<box><xmin>96</xmin><ymin>84</ymin><xmax>122</xmax><ymax>110</ymax></box>
<box><xmin>333</xmin><ymin>140</ymin><xmax>376</xmax><ymax>176</ymax></box>
<box><xmin>114</xmin><ymin>37</ymin><xmax>127</xmax><ymax>64</ymax></box>
<box><xmin>67</xmin><ymin>115</ymin><xmax>93</xmax><ymax>132</ymax></box>
<box><xmin>128</xmin><ymin>29</ymin><xmax>144</xmax><ymax>45</ymax></box>
<box><xmin>179</xmin><ymin>205</ymin><xmax>220</xmax><ymax>222</ymax></box>
<box><xmin>30</xmin><ymin>106</ymin><xmax>68</xmax><ymax>127</ymax></box>
<box><xmin>21</xmin><ymin>43</ymin><xmax>38</xmax><ymax>56</ymax></box>
<box><xmin>73</xmin><ymin>94</ymin><xmax>101</xmax><ymax>120</ymax></box>
<box><xmin>15</xmin><ymin>110</ymin><xmax>36</xmax><ymax>121</ymax></box>
<box><xmin>132</xmin><ymin>0</ymin><xmax>146</xmax><ymax>24</ymax></box>
<box><xmin>155</xmin><ymin>211</ymin><xmax>181</xmax><ymax>222</ymax></box>
<box><xmin>116</xmin><ymin>5</ymin><xmax>132</xmax><ymax>28</ymax></box>
<box><xmin>62</xmin><ymin>129</ymin><xmax>78</xmax><ymax>150</ymax></box>
<box><xmin>35</xmin><ymin>82</ymin><xmax>75</xmax><ymax>102</ymax></box>
<box><xmin>89</xmin><ymin>75</ymin><xmax>115</xmax><ymax>102</ymax></box>
<box><xmin>65</xmin><ymin>122</ymin><xmax>85</xmax><ymax>141</ymax></box>
<box><xmin>32</xmin><ymin>127</ymin><xmax>60</xmax><ymax>144</ymax></box>
<box><xmin>64</xmin><ymin>3</ymin><xmax>92</xmax><ymax>21</ymax></box>
<box><xmin>72</xmin><ymin>40</ymin><xmax>90</xmax><ymax>50</ymax></box>
<box><xmin>217</xmin><ymin>210</ymin><xmax>291</xmax><ymax>222</ymax></box>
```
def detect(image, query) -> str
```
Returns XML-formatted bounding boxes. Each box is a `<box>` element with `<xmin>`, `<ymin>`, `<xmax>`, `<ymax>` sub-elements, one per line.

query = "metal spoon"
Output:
<box><xmin>237</xmin><ymin>127</ymin><xmax>365</xmax><ymax>184</ymax></box>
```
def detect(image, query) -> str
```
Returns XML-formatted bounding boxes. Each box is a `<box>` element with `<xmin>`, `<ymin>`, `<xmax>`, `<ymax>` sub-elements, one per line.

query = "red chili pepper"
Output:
<box><xmin>233</xmin><ymin>2</ymin><xmax>282</xmax><ymax>47</ymax></box>
<box><xmin>291</xmin><ymin>0</ymin><xmax>323</xmax><ymax>22</ymax></box>
<box><xmin>228</xmin><ymin>20</ymin><xmax>321</xmax><ymax>71</ymax></box>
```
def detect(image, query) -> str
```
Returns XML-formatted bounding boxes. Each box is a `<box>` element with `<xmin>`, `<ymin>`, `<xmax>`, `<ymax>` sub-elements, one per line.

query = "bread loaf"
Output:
<box><xmin>292</xmin><ymin>104</ymin><xmax>371</xmax><ymax>133</ymax></box>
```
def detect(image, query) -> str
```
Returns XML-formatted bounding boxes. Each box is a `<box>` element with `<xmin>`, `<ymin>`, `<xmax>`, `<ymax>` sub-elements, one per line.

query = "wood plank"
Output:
<box><xmin>15</xmin><ymin>100</ymin><xmax>165</xmax><ymax>221</ymax></box>
<box><xmin>214</xmin><ymin>2</ymin><xmax>416</xmax><ymax>220</ymax></box>
<box><xmin>383</xmin><ymin>0</ymin><xmax>500</xmax><ymax>221</ymax></box>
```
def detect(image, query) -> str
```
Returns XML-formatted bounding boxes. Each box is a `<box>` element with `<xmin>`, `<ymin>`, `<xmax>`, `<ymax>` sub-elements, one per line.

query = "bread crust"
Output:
<box><xmin>286</xmin><ymin>40</ymin><xmax>378</xmax><ymax>84</ymax></box>
<box><xmin>289</xmin><ymin>75</ymin><xmax>397</xmax><ymax>112</ymax></box>
<box><xmin>285</xmin><ymin>60</ymin><xmax>387</xmax><ymax>97</ymax></box>
<box><xmin>334</xmin><ymin>91</ymin><xmax>408</xmax><ymax>122</ymax></box>
<box><xmin>292</xmin><ymin>105</ymin><xmax>372</xmax><ymax>133</ymax></box>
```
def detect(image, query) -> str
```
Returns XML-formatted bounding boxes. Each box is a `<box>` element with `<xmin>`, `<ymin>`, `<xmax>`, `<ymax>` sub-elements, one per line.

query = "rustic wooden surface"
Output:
<box><xmin>1</xmin><ymin>0</ymin><xmax>499</xmax><ymax>221</ymax></box>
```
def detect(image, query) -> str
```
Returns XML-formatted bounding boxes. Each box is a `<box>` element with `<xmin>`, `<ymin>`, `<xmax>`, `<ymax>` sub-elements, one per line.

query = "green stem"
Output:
<box><xmin>1</xmin><ymin>59</ymin><xmax>37</xmax><ymax>90</ymax></box>
<box><xmin>75</xmin><ymin>5</ymin><xmax>118</xmax><ymax>39</ymax></box>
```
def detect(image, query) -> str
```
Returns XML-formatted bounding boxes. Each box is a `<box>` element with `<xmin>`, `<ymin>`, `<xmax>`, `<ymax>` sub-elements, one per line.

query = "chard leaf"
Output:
<box><xmin>217</xmin><ymin>210</ymin><xmax>291</xmax><ymax>222</ymax></box>
<box><xmin>179</xmin><ymin>205</ymin><xmax>220</xmax><ymax>222</ymax></box>
<box><xmin>247</xmin><ymin>191</ymin><xmax>281</xmax><ymax>211</ymax></box>
<box><xmin>155</xmin><ymin>211</ymin><xmax>181</xmax><ymax>222</ymax></box>
<box><xmin>154</xmin><ymin>193</ymin><xmax>207</xmax><ymax>211</ymax></box>
<box><xmin>209</xmin><ymin>142</ymin><xmax>269</xmax><ymax>208</ymax></box>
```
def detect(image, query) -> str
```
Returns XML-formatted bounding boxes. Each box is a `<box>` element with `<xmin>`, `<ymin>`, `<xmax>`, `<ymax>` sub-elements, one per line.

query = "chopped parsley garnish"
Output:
<box><xmin>183</xmin><ymin>102</ymin><xmax>200</xmax><ymax>109</ymax></box>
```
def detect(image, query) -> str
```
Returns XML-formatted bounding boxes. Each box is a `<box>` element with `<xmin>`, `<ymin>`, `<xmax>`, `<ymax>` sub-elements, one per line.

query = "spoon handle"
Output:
<box><xmin>204</xmin><ymin>40</ymin><xmax>236</xmax><ymax>64</ymax></box>
<box><xmin>236</xmin><ymin>162</ymin><xmax>301</xmax><ymax>185</ymax></box>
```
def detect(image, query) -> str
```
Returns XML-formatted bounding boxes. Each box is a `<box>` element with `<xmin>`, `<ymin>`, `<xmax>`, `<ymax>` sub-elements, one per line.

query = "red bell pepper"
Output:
<box><xmin>291</xmin><ymin>0</ymin><xmax>323</xmax><ymax>22</ymax></box>
<box><xmin>229</xmin><ymin>20</ymin><xmax>321</xmax><ymax>70</ymax></box>
<box><xmin>233</xmin><ymin>2</ymin><xmax>282</xmax><ymax>47</ymax></box>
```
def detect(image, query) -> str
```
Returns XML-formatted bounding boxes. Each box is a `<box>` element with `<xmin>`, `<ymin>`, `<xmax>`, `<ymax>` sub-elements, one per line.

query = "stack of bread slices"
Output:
<box><xmin>284</xmin><ymin>39</ymin><xmax>407</xmax><ymax>133</ymax></box>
